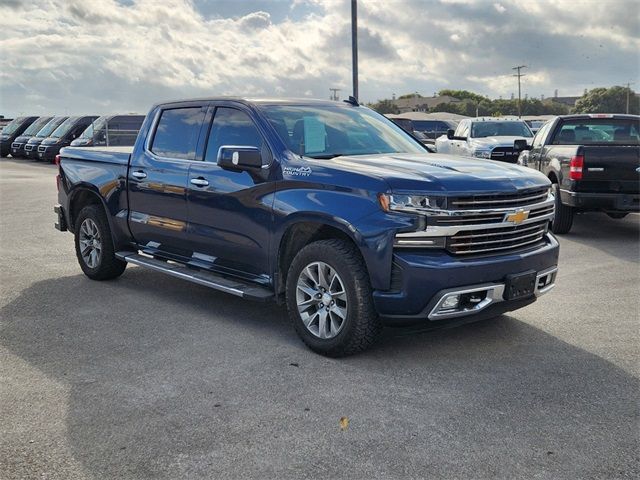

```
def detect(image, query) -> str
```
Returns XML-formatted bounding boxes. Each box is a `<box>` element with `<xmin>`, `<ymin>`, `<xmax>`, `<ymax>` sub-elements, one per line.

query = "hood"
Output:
<box><xmin>470</xmin><ymin>136</ymin><xmax>531</xmax><ymax>149</ymax></box>
<box><xmin>14</xmin><ymin>135</ymin><xmax>33</xmax><ymax>143</ymax></box>
<box><xmin>328</xmin><ymin>152</ymin><xmax>550</xmax><ymax>195</ymax></box>
<box><xmin>41</xmin><ymin>137</ymin><xmax>61</xmax><ymax>146</ymax></box>
<box><xmin>27</xmin><ymin>137</ymin><xmax>45</xmax><ymax>145</ymax></box>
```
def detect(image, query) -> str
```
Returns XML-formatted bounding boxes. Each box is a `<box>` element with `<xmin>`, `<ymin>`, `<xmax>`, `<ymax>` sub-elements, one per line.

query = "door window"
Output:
<box><xmin>151</xmin><ymin>107</ymin><xmax>206</xmax><ymax>160</ymax></box>
<box><xmin>205</xmin><ymin>107</ymin><xmax>263</xmax><ymax>163</ymax></box>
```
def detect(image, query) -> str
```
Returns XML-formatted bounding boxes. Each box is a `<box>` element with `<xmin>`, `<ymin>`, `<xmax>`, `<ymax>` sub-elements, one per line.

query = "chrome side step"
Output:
<box><xmin>115</xmin><ymin>252</ymin><xmax>274</xmax><ymax>302</ymax></box>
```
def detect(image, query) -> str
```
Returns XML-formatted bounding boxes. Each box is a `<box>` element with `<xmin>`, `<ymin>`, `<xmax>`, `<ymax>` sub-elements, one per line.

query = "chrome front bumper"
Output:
<box><xmin>428</xmin><ymin>266</ymin><xmax>557</xmax><ymax>320</ymax></box>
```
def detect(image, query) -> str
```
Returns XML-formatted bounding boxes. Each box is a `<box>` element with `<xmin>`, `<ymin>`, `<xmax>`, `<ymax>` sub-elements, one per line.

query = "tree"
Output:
<box><xmin>368</xmin><ymin>99</ymin><xmax>400</xmax><ymax>114</ymax></box>
<box><xmin>438</xmin><ymin>89</ymin><xmax>488</xmax><ymax>104</ymax></box>
<box><xmin>397</xmin><ymin>93</ymin><xmax>422</xmax><ymax>99</ymax></box>
<box><xmin>573</xmin><ymin>86</ymin><xmax>639</xmax><ymax>115</ymax></box>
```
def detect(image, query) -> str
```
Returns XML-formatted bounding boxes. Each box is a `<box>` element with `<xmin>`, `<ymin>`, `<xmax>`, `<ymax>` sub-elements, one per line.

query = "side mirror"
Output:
<box><xmin>218</xmin><ymin>146</ymin><xmax>262</xmax><ymax>171</ymax></box>
<box><xmin>446</xmin><ymin>129</ymin><xmax>455</xmax><ymax>140</ymax></box>
<box><xmin>514</xmin><ymin>139</ymin><xmax>531</xmax><ymax>151</ymax></box>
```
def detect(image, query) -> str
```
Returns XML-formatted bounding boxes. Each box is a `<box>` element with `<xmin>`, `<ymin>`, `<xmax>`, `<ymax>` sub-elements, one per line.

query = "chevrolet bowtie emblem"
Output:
<box><xmin>506</xmin><ymin>209</ymin><xmax>530</xmax><ymax>224</ymax></box>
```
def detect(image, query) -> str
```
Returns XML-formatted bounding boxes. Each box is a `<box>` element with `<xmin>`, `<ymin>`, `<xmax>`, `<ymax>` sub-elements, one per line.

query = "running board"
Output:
<box><xmin>115</xmin><ymin>252</ymin><xmax>274</xmax><ymax>302</ymax></box>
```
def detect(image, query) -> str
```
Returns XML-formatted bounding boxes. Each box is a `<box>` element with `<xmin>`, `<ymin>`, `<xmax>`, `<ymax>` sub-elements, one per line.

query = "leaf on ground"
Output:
<box><xmin>339</xmin><ymin>416</ymin><xmax>349</xmax><ymax>430</ymax></box>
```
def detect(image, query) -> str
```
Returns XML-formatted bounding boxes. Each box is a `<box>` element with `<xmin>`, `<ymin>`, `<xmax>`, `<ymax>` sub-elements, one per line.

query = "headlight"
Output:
<box><xmin>378</xmin><ymin>193</ymin><xmax>447</xmax><ymax>213</ymax></box>
<box><xmin>473</xmin><ymin>150</ymin><xmax>491</xmax><ymax>159</ymax></box>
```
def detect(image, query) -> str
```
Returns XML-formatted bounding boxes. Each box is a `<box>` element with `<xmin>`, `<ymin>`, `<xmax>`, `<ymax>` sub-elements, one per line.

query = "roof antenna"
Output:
<box><xmin>344</xmin><ymin>96</ymin><xmax>359</xmax><ymax>106</ymax></box>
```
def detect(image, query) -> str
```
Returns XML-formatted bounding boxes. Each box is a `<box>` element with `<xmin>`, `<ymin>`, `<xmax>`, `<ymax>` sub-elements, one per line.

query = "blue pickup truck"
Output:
<box><xmin>54</xmin><ymin>97</ymin><xmax>559</xmax><ymax>356</ymax></box>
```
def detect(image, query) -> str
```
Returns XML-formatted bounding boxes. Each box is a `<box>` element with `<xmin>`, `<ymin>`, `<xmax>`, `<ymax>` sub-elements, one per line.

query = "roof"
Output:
<box><xmin>387</xmin><ymin>111</ymin><xmax>468</xmax><ymax>121</ymax></box>
<box><xmin>155</xmin><ymin>97</ymin><xmax>351</xmax><ymax>108</ymax></box>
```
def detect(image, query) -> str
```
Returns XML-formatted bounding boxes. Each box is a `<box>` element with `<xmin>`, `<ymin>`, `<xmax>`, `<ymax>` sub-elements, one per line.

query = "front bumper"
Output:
<box><xmin>374</xmin><ymin>233</ymin><xmax>559</xmax><ymax>324</ymax></box>
<box><xmin>560</xmin><ymin>189</ymin><xmax>640</xmax><ymax>212</ymax></box>
<box><xmin>37</xmin><ymin>146</ymin><xmax>58</xmax><ymax>162</ymax></box>
<box><xmin>10</xmin><ymin>142</ymin><xmax>26</xmax><ymax>157</ymax></box>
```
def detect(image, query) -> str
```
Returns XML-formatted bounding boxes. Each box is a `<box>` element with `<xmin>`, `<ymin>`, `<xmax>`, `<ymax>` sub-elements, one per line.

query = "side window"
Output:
<box><xmin>205</xmin><ymin>107</ymin><xmax>263</xmax><ymax>163</ymax></box>
<box><xmin>532</xmin><ymin>122</ymin><xmax>550</xmax><ymax>147</ymax></box>
<box><xmin>151</xmin><ymin>107</ymin><xmax>206</xmax><ymax>160</ymax></box>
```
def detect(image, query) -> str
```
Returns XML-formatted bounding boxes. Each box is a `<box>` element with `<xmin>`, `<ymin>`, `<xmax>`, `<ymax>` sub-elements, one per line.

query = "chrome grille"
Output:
<box><xmin>38</xmin><ymin>146</ymin><xmax>46</xmax><ymax>152</ymax></box>
<box><xmin>24</xmin><ymin>144</ymin><xmax>34</xmax><ymax>151</ymax></box>
<box><xmin>449</xmin><ymin>187</ymin><xmax>549</xmax><ymax>210</ymax></box>
<box><xmin>447</xmin><ymin>219</ymin><xmax>548</xmax><ymax>255</ymax></box>
<box><xmin>434</xmin><ymin>200</ymin><xmax>553</xmax><ymax>226</ymax></box>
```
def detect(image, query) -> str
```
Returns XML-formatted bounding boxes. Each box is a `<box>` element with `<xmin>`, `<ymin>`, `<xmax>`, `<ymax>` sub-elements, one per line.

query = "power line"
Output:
<box><xmin>512</xmin><ymin>65</ymin><xmax>527</xmax><ymax>118</ymax></box>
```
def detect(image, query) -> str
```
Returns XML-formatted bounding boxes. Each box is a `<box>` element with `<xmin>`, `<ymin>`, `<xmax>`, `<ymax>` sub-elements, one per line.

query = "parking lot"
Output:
<box><xmin>0</xmin><ymin>158</ymin><xmax>638</xmax><ymax>479</ymax></box>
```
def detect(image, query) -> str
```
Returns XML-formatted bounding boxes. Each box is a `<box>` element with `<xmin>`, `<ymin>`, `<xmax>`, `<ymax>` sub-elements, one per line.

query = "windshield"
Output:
<box><xmin>49</xmin><ymin>116</ymin><xmax>80</xmax><ymax>138</ymax></box>
<box><xmin>553</xmin><ymin>118</ymin><xmax>640</xmax><ymax>145</ymax></box>
<box><xmin>471</xmin><ymin>121</ymin><xmax>533</xmax><ymax>138</ymax></box>
<box><xmin>79</xmin><ymin>116</ymin><xmax>108</xmax><ymax>139</ymax></box>
<box><xmin>36</xmin><ymin>117</ymin><xmax>68</xmax><ymax>138</ymax></box>
<box><xmin>22</xmin><ymin>117</ymin><xmax>52</xmax><ymax>136</ymax></box>
<box><xmin>261</xmin><ymin>105</ymin><xmax>425</xmax><ymax>158</ymax></box>
<box><xmin>1</xmin><ymin>117</ymin><xmax>29</xmax><ymax>135</ymax></box>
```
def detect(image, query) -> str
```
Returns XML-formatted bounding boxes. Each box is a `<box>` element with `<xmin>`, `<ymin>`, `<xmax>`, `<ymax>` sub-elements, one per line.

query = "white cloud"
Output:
<box><xmin>0</xmin><ymin>0</ymin><xmax>638</xmax><ymax>116</ymax></box>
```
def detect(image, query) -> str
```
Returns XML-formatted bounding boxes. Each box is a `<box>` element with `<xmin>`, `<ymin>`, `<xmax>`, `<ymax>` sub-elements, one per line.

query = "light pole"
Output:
<box><xmin>351</xmin><ymin>0</ymin><xmax>358</xmax><ymax>101</ymax></box>
<box><xmin>512</xmin><ymin>65</ymin><xmax>527</xmax><ymax>118</ymax></box>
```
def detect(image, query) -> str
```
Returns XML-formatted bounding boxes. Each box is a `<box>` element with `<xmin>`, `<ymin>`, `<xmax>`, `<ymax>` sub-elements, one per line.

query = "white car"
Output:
<box><xmin>434</xmin><ymin>118</ymin><xmax>534</xmax><ymax>163</ymax></box>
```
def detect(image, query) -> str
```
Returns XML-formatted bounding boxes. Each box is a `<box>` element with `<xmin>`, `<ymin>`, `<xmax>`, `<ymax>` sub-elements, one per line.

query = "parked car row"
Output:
<box><xmin>1</xmin><ymin>114</ymin><xmax>145</xmax><ymax>161</ymax></box>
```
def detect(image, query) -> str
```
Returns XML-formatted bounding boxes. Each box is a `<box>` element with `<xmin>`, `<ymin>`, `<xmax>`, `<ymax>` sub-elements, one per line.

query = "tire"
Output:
<box><xmin>606</xmin><ymin>212</ymin><xmax>628</xmax><ymax>219</ymax></box>
<box><xmin>74</xmin><ymin>204</ymin><xmax>127</xmax><ymax>280</ymax></box>
<box><xmin>285</xmin><ymin>239</ymin><xmax>382</xmax><ymax>357</ymax></box>
<box><xmin>551</xmin><ymin>183</ymin><xmax>573</xmax><ymax>234</ymax></box>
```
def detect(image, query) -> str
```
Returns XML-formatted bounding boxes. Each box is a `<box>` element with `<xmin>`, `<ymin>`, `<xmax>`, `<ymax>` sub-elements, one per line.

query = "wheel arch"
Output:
<box><xmin>275</xmin><ymin>216</ymin><xmax>368</xmax><ymax>295</ymax></box>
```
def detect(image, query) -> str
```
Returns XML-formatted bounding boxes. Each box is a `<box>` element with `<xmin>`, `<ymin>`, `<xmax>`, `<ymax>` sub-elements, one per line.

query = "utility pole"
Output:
<box><xmin>512</xmin><ymin>65</ymin><xmax>527</xmax><ymax>118</ymax></box>
<box><xmin>625</xmin><ymin>82</ymin><xmax>634</xmax><ymax>114</ymax></box>
<box><xmin>329</xmin><ymin>88</ymin><xmax>341</xmax><ymax>101</ymax></box>
<box><xmin>351</xmin><ymin>0</ymin><xmax>358</xmax><ymax>101</ymax></box>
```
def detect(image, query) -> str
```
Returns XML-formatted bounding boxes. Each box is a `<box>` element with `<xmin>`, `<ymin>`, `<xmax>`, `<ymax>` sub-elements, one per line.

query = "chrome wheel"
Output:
<box><xmin>296</xmin><ymin>261</ymin><xmax>348</xmax><ymax>339</ymax></box>
<box><xmin>79</xmin><ymin>218</ymin><xmax>102</xmax><ymax>269</ymax></box>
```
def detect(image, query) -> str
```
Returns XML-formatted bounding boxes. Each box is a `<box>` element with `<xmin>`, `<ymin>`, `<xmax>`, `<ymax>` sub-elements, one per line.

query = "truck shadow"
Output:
<box><xmin>556</xmin><ymin>212</ymin><xmax>639</xmax><ymax>263</ymax></box>
<box><xmin>1</xmin><ymin>271</ymin><xmax>638</xmax><ymax>478</ymax></box>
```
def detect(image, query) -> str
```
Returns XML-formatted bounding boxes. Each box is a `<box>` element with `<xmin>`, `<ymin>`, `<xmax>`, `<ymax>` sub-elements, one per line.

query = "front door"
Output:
<box><xmin>128</xmin><ymin>104</ymin><xmax>207</xmax><ymax>259</ymax></box>
<box><xmin>186</xmin><ymin>105</ymin><xmax>275</xmax><ymax>283</ymax></box>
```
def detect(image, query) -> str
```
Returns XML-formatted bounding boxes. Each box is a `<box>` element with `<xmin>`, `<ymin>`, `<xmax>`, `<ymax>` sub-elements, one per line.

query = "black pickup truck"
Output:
<box><xmin>516</xmin><ymin>114</ymin><xmax>640</xmax><ymax>233</ymax></box>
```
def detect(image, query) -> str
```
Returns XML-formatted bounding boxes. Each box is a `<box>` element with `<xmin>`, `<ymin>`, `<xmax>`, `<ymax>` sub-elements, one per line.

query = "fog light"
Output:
<box><xmin>440</xmin><ymin>294</ymin><xmax>460</xmax><ymax>310</ymax></box>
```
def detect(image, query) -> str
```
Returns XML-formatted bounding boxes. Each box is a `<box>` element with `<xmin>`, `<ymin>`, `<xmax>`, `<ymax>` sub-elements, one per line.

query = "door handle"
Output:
<box><xmin>190</xmin><ymin>177</ymin><xmax>209</xmax><ymax>187</ymax></box>
<box><xmin>131</xmin><ymin>170</ymin><xmax>147</xmax><ymax>179</ymax></box>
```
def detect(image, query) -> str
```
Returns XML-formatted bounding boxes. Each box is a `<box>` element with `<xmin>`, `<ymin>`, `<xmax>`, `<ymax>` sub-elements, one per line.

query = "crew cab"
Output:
<box><xmin>435</xmin><ymin>117</ymin><xmax>533</xmax><ymax>163</ymax></box>
<box><xmin>54</xmin><ymin>98</ymin><xmax>559</xmax><ymax>356</ymax></box>
<box><xmin>516</xmin><ymin>114</ymin><xmax>640</xmax><ymax>233</ymax></box>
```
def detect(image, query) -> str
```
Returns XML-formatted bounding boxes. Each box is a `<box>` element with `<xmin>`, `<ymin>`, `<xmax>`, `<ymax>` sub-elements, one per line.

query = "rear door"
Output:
<box><xmin>186</xmin><ymin>104</ymin><xmax>275</xmax><ymax>282</ymax></box>
<box><xmin>127</xmin><ymin>103</ymin><xmax>208</xmax><ymax>259</ymax></box>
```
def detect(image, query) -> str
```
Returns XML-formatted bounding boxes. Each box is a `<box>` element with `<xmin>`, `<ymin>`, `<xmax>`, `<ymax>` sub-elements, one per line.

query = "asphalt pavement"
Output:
<box><xmin>1</xmin><ymin>158</ymin><xmax>638</xmax><ymax>479</ymax></box>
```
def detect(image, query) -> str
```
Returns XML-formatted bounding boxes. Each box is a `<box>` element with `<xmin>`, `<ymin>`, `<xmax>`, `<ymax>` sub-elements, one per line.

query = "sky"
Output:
<box><xmin>0</xmin><ymin>0</ymin><xmax>638</xmax><ymax>117</ymax></box>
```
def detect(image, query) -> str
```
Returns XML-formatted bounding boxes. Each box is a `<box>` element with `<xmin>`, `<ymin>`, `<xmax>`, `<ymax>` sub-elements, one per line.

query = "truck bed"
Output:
<box><xmin>61</xmin><ymin>146</ymin><xmax>132</xmax><ymax>164</ymax></box>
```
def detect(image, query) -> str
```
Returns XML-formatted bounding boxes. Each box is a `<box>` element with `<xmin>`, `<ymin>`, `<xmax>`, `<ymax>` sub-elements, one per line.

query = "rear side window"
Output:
<box><xmin>553</xmin><ymin>118</ymin><xmax>640</xmax><ymax>145</ymax></box>
<box><xmin>205</xmin><ymin>107</ymin><xmax>263</xmax><ymax>162</ymax></box>
<box><xmin>151</xmin><ymin>107</ymin><xmax>205</xmax><ymax>159</ymax></box>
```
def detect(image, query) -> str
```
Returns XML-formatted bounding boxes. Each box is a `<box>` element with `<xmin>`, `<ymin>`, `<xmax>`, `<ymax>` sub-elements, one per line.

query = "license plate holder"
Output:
<box><xmin>504</xmin><ymin>270</ymin><xmax>537</xmax><ymax>300</ymax></box>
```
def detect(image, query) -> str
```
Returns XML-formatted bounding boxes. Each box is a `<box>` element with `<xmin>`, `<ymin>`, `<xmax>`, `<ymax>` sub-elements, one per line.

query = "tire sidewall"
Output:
<box><xmin>286</xmin><ymin>242</ymin><xmax>368</xmax><ymax>353</ymax></box>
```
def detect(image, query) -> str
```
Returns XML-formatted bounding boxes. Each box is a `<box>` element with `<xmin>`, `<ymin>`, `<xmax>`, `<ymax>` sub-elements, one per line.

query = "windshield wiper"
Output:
<box><xmin>307</xmin><ymin>153</ymin><xmax>345</xmax><ymax>159</ymax></box>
